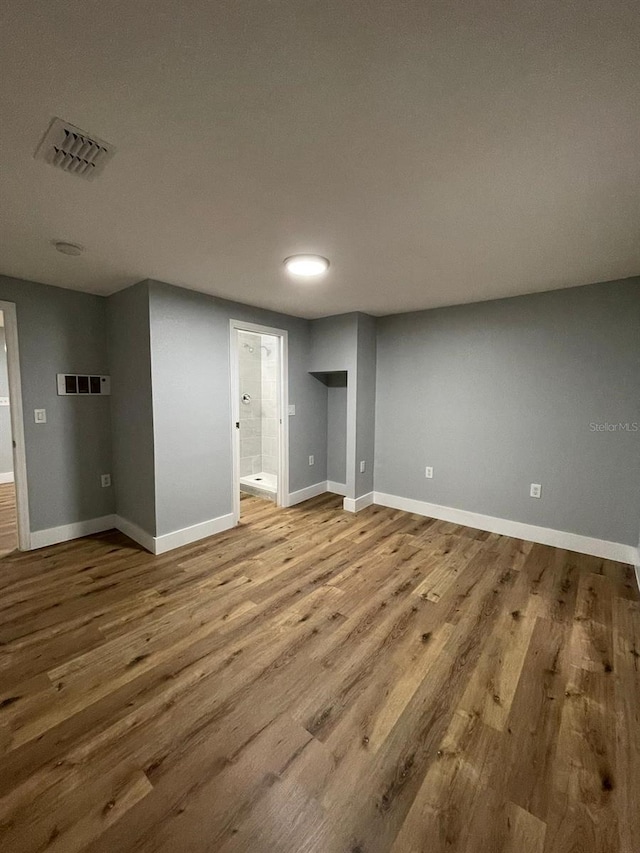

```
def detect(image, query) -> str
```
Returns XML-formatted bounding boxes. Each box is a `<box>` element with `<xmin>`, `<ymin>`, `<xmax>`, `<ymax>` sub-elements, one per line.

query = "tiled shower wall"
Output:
<box><xmin>238</xmin><ymin>331</ymin><xmax>279</xmax><ymax>477</ymax></box>
<box><xmin>260</xmin><ymin>336</ymin><xmax>278</xmax><ymax>476</ymax></box>
<box><xmin>238</xmin><ymin>332</ymin><xmax>263</xmax><ymax>476</ymax></box>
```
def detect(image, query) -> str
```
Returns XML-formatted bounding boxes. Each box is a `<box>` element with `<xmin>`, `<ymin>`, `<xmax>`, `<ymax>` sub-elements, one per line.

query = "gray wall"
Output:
<box><xmin>0</xmin><ymin>328</ymin><xmax>13</xmax><ymax>474</ymax></box>
<box><xmin>0</xmin><ymin>275</ymin><xmax>113</xmax><ymax>531</ymax></box>
<box><xmin>327</xmin><ymin>384</ymin><xmax>347</xmax><ymax>485</ymax></box>
<box><xmin>310</xmin><ymin>314</ymin><xmax>358</xmax><ymax>373</ymax></box>
<box><xmin>355</xmin><ymin>313</ymin><xmax>377</xmax><ymax>498</ymax></box>
<box><xmin>310</xmin><ymin>313</ymin><xmax>377</xmax><ymax>499</ymax></box>
<box><xmin>148</xmin><ymin>281</ymin><xmax>328</xmax><ymax>536</ymax></box>
<box><xmin>310</xmin><ymin>314</ymin><xmax>358</xmax><ymax>497</ymax></box>
<box><xmin>375</xmin><ymin>279</ymin><xmax>640</xmax><ymax>545</ymax></box>
<box><xmin>107</xmin><ymin>281</ymin><xmax>156</xmax><ymax>534</ymax></box>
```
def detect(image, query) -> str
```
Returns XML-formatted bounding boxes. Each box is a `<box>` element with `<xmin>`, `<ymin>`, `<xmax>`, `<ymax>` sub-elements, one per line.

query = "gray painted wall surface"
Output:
<box><xmin>0</xmin><ymin>328</ymin><xmax>13</xmax><ymax>474</ymax></box>
<box><xmin>310</xmin><ymin>315</ymin><xmax>358</xmax><ymax>497</ymax></box>
<box><xmin>355</xmin><ymin>313</ymin><xmax>377</xmax><ymax>498</ymax></box>
<box><xmin>375</xmin><ymin>279</ymin><xmax>640</xmax><ymax>545</ymax></box>
<box><xmin>310</xmin><ymin>313</ymin><xmax>377</xmax><ymax>499</ymax></box>
<box><xmin>310</xmin><ymin>314</ymin><xmax>358</xmax><ymax>374</ymax></box>
<box><xmin>327</xmin><ymin>385</ymin><xmax>347</xmax><ymax>485</ymax></box>
<box><xmin>148</xmin><ymin>281</ymin><xmax>328</xmax><ymax>536</ymax></box>
<box><xmin>107</xmin><ymin>281</ymin><xmax>156</xmax><ymax>534</ymax></box>
<box><xmin>0</xmin><ymin>275</ymin><xmax>113</xmax><ymax>531</ymax></box>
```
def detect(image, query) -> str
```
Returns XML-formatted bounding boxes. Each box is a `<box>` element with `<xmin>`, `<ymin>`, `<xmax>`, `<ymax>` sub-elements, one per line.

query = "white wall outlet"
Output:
<box><xmin>425</xmin><ymin>466</ymin><xmax>433</xmax><ymax>479</ymax></box>
<box><xmin>530</xmin><ymin>483</ymin><xmax>542</xmax><ymax>498</ymax></box>
<box><xmin>101</xmin><ymin>474</ymin><xmax>112</xmax><ymax>488</ymax></box>
<box><xmin>288</xmin><ymin>404</ymin><xmax>295</xmax><ymax>416</ymax></box>
<box><xmin>34</xmin><ymin>409</ymin><xmax>47</xmax><ymax>424</ymax></box>
<box><xmin>308</xmin><ymin>455</ymin><xmax>314</xmax><ymax>466</ymax></box>
<box><xmin>359</xmin><ymin>460</ymin><xmax>366</xmax><ymax>473</ymax></box>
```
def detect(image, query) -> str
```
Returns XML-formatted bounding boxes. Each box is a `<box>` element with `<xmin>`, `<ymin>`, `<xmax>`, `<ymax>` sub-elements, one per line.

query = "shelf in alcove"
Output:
<box><xmin>309</xmin><ymin>370</ymin><xmax>348</xmax><ymax>387</ymax></box>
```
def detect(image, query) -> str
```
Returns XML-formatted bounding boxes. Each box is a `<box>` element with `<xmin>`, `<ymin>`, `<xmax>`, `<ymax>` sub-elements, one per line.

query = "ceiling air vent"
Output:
<box><xmin>34</xmin><ymin>117</ymin><xmax>115</xmax><ymax>180</ymax></box>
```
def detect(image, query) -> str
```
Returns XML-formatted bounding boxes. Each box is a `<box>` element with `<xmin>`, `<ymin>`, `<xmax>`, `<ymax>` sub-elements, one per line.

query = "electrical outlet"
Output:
<box><xmin>425</xmin><ymin>466</ymin><xmax>433</xmax><ymax>479</ymax></box>
<box><xmin>288</xmin><ymin>404</ymin><xmax>296</xmax><ymax>416</ymax></box>
<box><xmin>359</xmin><ymin>460</ymin><xmax>366</xmax><ymax>473</ymax></box>
<box><xmin>308</xmin><ymin>455</ymin><xmax>314</xmax><ymax>466</ymax></box>
<box><xmin>101</xmin><ymin>474</ymin><xmax>112</xmax><ymax>488</ymax></box>
<box><xmin>530</xmin><ymin>483</ymin><xmax>541</xmax><ymax>498</ymax></box>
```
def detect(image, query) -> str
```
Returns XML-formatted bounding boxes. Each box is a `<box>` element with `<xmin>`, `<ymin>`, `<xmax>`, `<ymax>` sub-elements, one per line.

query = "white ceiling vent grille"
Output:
<box><xmin>34</xmin><ymin>117</ymin><xmax>115</xmax><ymax>180</ymax></box>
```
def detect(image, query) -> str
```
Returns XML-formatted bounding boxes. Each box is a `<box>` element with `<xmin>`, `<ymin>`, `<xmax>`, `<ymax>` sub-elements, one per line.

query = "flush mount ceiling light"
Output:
<box><xmin>283</xmin><ymin>254</ymin><xmax>329</xmax><ymax>278</ymax></box>
<box><xmin>53</xmin><ymin>241</ymin><xmax>84</xmax><ymax>256</ymax></box>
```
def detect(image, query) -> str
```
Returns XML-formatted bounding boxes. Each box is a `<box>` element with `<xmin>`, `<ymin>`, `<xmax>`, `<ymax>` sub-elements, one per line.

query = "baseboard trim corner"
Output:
<box><xmin>30</xmin><ymin>514</ymin><xmax>116</xmax><ymax>550</ymax></box>
<box><xmin>343</xmin><ymin>492</ymin><xmax>374</xmax><ymax>513</ymax></box>
<box><xmin>326</xmin><ymin>481</ymin><xmax>347</xmax><ymax>496</ymax></box>
<box><xmin>114</xmin><ymin>515</ymin><xmax>156</xmax><ymax>553</ymax></box>
<box><xmin>372</xmin><ymin>491</ymin><xmax>637</xmax><ymax>564</ymax></box>
<box><xmin>287</xmin><ymin>481</ymin><xmax>328</xmax><ymax>507</ymax></box>
<box><xmin>0</xmin><ymin>471</ymin><xmax>14</xmax><ymax>484</ymax></box>
<box><xmin>153</xmin><ymin>513</ymin><xmax>236</xmax><ymax>555</ymax></box>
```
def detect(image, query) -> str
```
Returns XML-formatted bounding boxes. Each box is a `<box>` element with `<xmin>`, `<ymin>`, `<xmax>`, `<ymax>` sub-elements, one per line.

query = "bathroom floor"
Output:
<box><xmin>239</xmin><ymin>471</ymin><xmax>277</xmax><ymax>501</ymax></box>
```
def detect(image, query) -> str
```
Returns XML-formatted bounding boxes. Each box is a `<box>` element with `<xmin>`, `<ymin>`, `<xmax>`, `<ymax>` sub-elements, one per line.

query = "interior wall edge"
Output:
<box><xmin>113</xmin><ymin>515</ymin><xmax>155</xmax><ymax>554</ymax></box>
<box><xmin>152</xmin><ymin>512</ymin><xmax>236</xmax><ymax>555</ymax></box>
<box><xmin>343</xmin><ymin>492</ymin><xmax>374</xmax><ymax>513</ymax></box>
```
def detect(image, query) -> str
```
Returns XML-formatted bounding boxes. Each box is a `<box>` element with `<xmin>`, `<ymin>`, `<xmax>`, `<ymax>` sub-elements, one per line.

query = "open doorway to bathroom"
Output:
<box><xmin>230</xmin><ymin>320</ymin><xmax>289</xmax><ymax>521</ymax></box>
<box><xmin>0</xmin><ymin>310</ymin><xmax>16</xmax><ymax>555</ymax></box>
<box><xmin>0</xmin><ymin>302</ymin><xmax>30</xmax><ymax>556</ymax></box>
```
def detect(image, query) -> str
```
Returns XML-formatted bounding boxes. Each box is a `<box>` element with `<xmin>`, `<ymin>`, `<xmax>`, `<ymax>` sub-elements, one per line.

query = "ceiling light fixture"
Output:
<box><xmin>283</xmin><ymin>254</ymin><xmax>329</xmax><ymax>278</ymax></box>
<box><xmin>53</xmin><ymin>241</ymin><xmax>84</xmax><ymax>256</ymax></box>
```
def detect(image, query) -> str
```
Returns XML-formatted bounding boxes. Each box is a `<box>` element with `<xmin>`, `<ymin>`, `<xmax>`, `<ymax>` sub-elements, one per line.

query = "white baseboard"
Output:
<box><xmin>326</xmin><ymin>481</ymin><xmax>347</xmax><ymax>496</ymax></box>
<box><xmin>287</xmin><ymin>481</ymin><xmax>328</xmax><ymax>507</ymax></box>
<box><xmin>153</xmin><ymin>513</ymin><xmax>236</xmax><ymax>555</ymax></box>
<box><xmin>373</xmin><ymin>492</ymin><xmax>638</xmax><ymax>564</ymax></box>
<box><xmin>0</xmin><ymin>471</ymin><xmax>14</xmax><ymax>484</ymax></box>
<box><xmin>115</xmin><ymin>512</ymin><xmax>236</xmax><ymax>555</ymax></box>
<box><xmin>114</xmin><ymin>515</ymin><xmax>156</xmax><ymax>553</ymax></box>
<box><xmin>30</xmin><ymin>514</ymin><xmax>115</xmax><ymax>550</ymax></box>
<box><xmin>343</xmin><ymin>492</ymin><xmax>374</xmax><ymax>513</ymax></box>
<box><xmin>634</xmin><ymin>558</ymin><xmax>640</xmax><ymax>594</ymax></box>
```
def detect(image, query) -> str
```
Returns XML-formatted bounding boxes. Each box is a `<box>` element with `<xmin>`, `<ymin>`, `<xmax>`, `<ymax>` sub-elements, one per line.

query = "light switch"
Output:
<box><xmin>288</xmin><ymin>404</ymin><xmax>295</xmax><ymax>416</ymax></box>
<box><xmin>34</xmin><ymin>409</ymin><xmax>47</xmax><ymax>424</ymax></box>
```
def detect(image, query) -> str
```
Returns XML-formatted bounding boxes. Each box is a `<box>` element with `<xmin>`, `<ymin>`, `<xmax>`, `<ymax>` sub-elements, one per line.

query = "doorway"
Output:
<box><xmin>230</xmin><ymin>320</ymin><xmax>289</xmax><ymax>521</ymax></box>
<box><xmin>0</xmin><ymin>301</ymin><xmax>30</xmax><ymax>553</ymax></box>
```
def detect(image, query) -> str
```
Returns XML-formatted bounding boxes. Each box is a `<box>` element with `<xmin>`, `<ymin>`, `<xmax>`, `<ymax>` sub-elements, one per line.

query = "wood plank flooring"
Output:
<box><xmin>0</xmin><ymin>482</ymin><xmax>17</xmax><ymax>557</ymax></box>
<box><xmin>1</xmin><ymin>492</ymin><xmax>639</xmax><ymax>852</ymax></box>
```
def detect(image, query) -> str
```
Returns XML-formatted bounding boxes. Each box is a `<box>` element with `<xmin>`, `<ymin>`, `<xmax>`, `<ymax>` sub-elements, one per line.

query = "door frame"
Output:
<box><xmin>0</xmin><ymin>300</ymin><xmax>31</xmax><ymax>551</ymax></box>
<box><xmin>229</xmin><ymin>319</ymin><xmax>289</xmax><ymax>523</ymax></box>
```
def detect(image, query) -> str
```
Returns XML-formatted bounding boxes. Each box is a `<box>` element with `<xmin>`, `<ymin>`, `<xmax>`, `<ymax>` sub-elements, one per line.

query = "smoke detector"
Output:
<box><xmin>34</xmin><ymin>117</ymin><xmax>115</xmax><ymax>180</ymax></box>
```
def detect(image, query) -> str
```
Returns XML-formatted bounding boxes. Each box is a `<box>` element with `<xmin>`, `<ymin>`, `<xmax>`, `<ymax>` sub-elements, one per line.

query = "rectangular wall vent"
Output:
<box><xmin>57</xmin><ymin>374</ymin><xmax>111</xmax><ymax>396</ymax></box>
<box><xmin>35</xmin><ymin>118</ymin><xmax>115</xmax><ymax>180</ymax></box>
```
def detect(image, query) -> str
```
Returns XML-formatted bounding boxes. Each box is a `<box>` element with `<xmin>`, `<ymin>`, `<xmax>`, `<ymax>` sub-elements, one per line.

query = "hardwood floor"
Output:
<box><xmin>0</xmin><ymin>481</ymin><xmax>17</xmax><ymax>557</ymax></box>
<box><xmin>0</xmin><ymin>492</ymin><xmax>639</xmax><ymax>852</ymax></box>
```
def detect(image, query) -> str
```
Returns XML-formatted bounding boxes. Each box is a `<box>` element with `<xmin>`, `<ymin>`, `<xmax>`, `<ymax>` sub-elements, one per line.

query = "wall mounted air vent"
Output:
<box><xmin>34</xmin><ymin>118</ymin><xmax>115</xmax><ymax>180</ymax></box>
<box><xmin>57</xmin><ymin>374</ymin><xmax>111</xmax><ymax>396</ymax></box>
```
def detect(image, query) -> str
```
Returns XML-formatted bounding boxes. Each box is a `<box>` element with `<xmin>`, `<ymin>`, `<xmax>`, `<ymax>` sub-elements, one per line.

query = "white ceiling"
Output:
<box><xmin>1</xmin><ymin>1</ymin><xmax>639</xmax><ymax>318</ymax></box>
